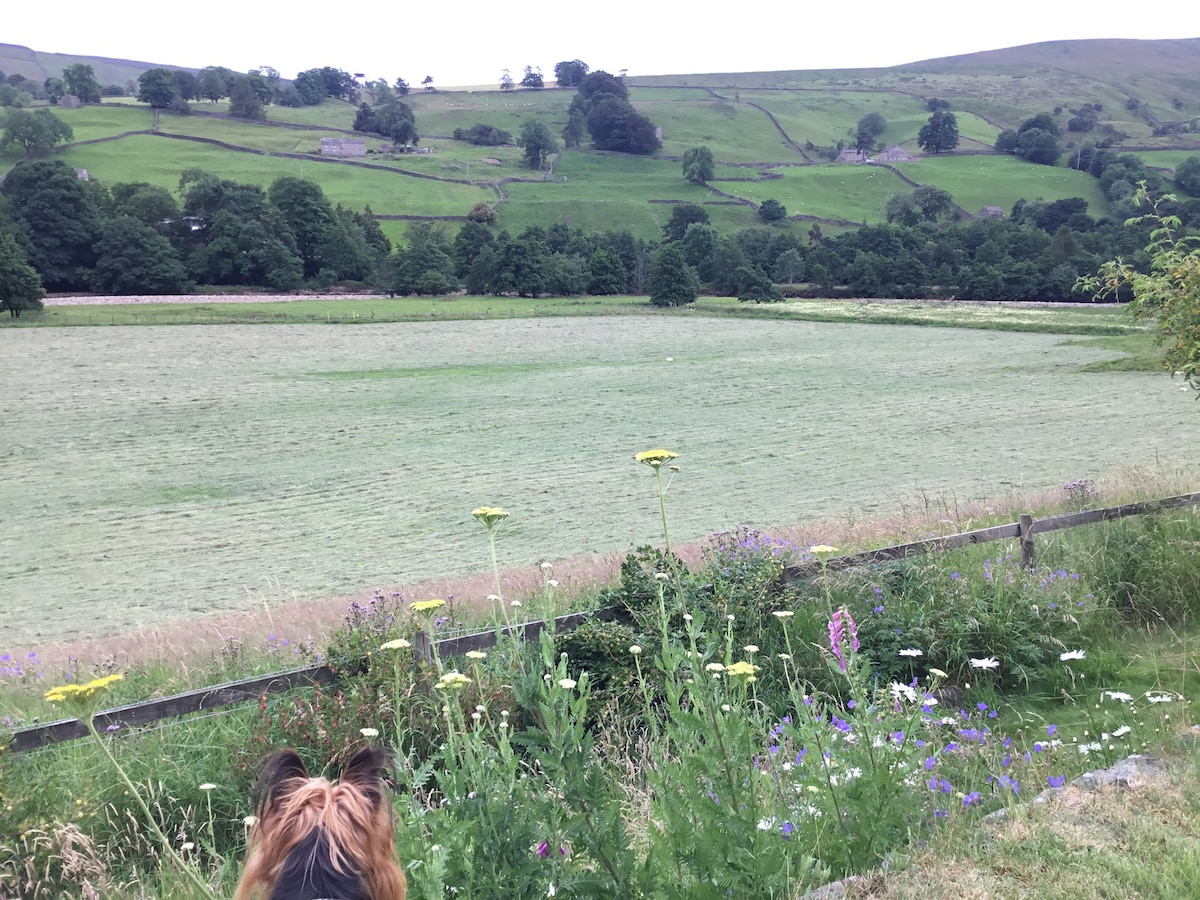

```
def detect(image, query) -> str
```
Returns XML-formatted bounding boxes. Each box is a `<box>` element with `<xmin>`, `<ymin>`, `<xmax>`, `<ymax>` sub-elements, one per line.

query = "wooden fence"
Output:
<box><xmin>9</xmin><ymin>492</ymin><xmax>1199</xmax><ymax>753</ymax></box>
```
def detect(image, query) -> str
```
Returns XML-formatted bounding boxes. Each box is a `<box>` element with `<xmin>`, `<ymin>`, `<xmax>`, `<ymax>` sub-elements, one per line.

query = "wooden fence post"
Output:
<box><xmin>1019</xmin><ymin>513</ymin><xmax>1035</xmax><ymax>569</ymax></box>
<box><xmin>412</xmin><ymin>630</ymin><xmax>434</xmax><ymax>666</ymax></box>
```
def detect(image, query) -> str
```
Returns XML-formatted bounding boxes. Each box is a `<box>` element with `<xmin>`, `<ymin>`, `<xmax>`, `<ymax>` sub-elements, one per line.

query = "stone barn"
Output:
<box><xmin>320</xmin><ymin>138</ymin><xmax>367</xmax><ymax>157</ymax></box>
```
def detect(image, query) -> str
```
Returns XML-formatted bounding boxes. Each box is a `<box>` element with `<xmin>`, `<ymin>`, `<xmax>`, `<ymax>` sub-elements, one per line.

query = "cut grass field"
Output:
<box><xmin>4</xmin><ymin>314</ymin><xmax>1198</xmax><ymax>649</ymax></box>
<box><xmin>27</xmin><ymin>294</ymin><xmax>651</xmax><ymax>326</ymax></box>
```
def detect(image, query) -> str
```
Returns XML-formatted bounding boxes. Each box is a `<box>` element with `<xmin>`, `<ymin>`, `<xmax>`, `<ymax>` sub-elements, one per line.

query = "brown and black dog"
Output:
<box><xmin>235</xmin><ymin>747</ymin><xmax>407</xmax><ymax>900</ymax></box>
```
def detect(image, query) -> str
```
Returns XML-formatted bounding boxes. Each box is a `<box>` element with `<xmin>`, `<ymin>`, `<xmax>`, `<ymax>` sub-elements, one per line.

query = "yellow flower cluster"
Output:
<box><xmin>435</xmin><ymin>671</ymin><xmax>471</xmax><ymax>691</ymax></box>
<box><xmin>380</xmin><ymin>638</ymin><xmax>412</xmax><ymax>651</ymax></box>
<box><xmin>472</xmin><ymin>506</ymin><xmax>510</xmax><ymax>528</ymax></box>
<box><xmin>45</xmin><ymin>673</ymin><xmax>124</xmax><ymax>704</ymax></box>
<box><xmin>725</xmin><ymin>661</ymin><xmax>761</xmax><ymax>682</ymax></box>
<box><xmin>635</xmin><ymin>448</ymin><xmax>678</xmax><ymax>468</ymax></box>
<box><xmin>410</xmin><ymin>599</ymin><xmax>447</xmax><ymax>613</ymax></box>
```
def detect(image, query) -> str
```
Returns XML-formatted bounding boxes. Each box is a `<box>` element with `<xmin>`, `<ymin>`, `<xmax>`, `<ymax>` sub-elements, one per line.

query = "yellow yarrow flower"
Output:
<box><xmin>726</xmin><ymin>661</ymin><xmax>762</xmax><ymax>680</ymax></box>
<box><xmin>635</xmin><ymin>448</ymin><xmax>678</xmax><ymax>468</ymax></box>
<box><xmin>380</xmin><ymin>638</ymin><xmax>412</xmax><ymax>651</ymax></box>
<box><xmin>410</xmin><ymin>599</ymin><xmax>447</xmax><ymax>613</ymax></box>
<box><xmin>45</xmin><ymin>673</ymin><xmax>124</xmax><ymax>715</ymax></box>
<box><xmin>809</xmin><ymin>544</ymin><xmax>839</xmax><ymax>556</ymax></box>
<box><xmin>435</xmin><ymin>671</ymin><xmax>471</xmax><ymax>691</ymax></box>
<box><xmin>472</xmin><ymin>506</ymin><xmax>510</xmax><ymax>528</ymax></box>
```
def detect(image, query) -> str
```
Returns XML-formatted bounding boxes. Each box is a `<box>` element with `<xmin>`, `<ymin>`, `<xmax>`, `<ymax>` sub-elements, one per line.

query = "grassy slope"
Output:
<box><xmin>53</xmin><ymin>134</ymin><xmax>490</xmax><ymax>214</ymax></box>
<box><xmin>5</xmin><ymin>38</ymin><xmax>1200</xmax><ymax>238</ymax></box>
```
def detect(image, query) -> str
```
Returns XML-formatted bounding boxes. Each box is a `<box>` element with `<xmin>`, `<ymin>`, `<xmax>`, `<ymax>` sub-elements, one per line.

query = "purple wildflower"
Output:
<box><xmin>827</xmin><ymin>606</ymin><xmax>859</xmax><ymax>672</ymax></box>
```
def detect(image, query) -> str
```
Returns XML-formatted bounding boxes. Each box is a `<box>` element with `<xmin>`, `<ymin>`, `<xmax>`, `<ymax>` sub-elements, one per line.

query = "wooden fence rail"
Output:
<box><xmin>9</xmin><ymin>666</ymin><xmax>338</xmax><ymax>753</ymax></box>
<box><xmin>9</xmin><ymin>492</ymin><xmax>1199</xmax><ymax>753</ymax></box>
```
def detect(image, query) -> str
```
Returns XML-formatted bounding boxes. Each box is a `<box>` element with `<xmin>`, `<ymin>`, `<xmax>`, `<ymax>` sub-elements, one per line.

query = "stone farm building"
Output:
<box><xmin>835</xmin><ymin>145</ymin><xmax>921</xmax><ymax>164</ymax></box>
<box><xmin>320</xmin><ymin>138</ymin><xmax>367</xmax><ymax>157</ymax></box>
<box><xmin>876</xmin><ymin>145</ymin><xmax>920</xmax><ymax>162</ymax></box>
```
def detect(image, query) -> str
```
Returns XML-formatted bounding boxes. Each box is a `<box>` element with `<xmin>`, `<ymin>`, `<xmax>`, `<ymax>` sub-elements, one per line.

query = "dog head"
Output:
<box><xmin>234</xmin><ymin>747</ymin><xmax>407</xmax><ymax>900</ymax></box>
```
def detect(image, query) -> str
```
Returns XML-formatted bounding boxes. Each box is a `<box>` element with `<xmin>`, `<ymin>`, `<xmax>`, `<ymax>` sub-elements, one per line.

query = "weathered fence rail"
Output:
<box><xmin>10</xmin><ymin>666</ymin><xmax>337</xmax><ymax>752</ymax></box>
<box><xmin>10</xmin><ymin>492</ymin><xmax>1198</xmax><ymax>753</ymax></box>
<box><xmin>781</xmin><ymin>491</ymin><xmax>1200</xmax><ymax>583</ymax></box>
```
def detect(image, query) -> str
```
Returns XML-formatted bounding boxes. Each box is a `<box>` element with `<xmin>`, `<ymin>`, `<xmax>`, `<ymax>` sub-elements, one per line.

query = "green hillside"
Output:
<box><xmin>3</xmin><ymin>37</ymin><xmax>1200</xmax><ymax>241</ymax></box>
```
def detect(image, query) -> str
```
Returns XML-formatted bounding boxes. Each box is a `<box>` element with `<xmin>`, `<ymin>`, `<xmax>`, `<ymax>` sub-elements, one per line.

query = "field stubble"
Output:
<box><xmin>3</xmin><ymin>315</ymin><xmax>1199</xmax><ymax>650</ymax></box>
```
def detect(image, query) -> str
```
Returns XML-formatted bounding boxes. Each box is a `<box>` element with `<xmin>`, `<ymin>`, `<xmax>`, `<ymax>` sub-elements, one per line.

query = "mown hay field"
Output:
<box><xmin>3</xmin><ymin>315</ymin><xmax>1199</xmax><ymax>648</ymax></box>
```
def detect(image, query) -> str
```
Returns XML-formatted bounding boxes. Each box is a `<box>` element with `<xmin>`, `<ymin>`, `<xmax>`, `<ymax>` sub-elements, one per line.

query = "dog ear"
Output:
<box><xmin>253</xmin><ymin>749</ymin><xmax>311</xmax><ymax>812</ymax></box>
<box><xmin>340</xmin><ymin>746</ymin><xmax>391</xmax><ymax>806</ymax></box>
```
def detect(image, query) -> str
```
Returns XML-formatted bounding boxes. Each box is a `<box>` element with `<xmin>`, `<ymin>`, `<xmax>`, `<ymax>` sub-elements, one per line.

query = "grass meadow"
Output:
<box><xmin>8</xmin><ymin>86</ymin><xmax>1194</xmax><ymax>242</ymax></box>
<box><xmin>896</xmin><ymin>154</ymin><xmax>1111</xmax><ymax>215</ymax></box>
<box><xmin>53</xmin><ymin>134</ymin><xmax>491</xmax><ymax>217</ymax></box>
<box><xmin>4</xmin><ymin>314</ymin><xmax>1199</xmax><ymax>650</ymax></box>
<box><xmin>715</xmin><ymin>163</ymin><xmax>912</xmax><ymax>222</ymax></box>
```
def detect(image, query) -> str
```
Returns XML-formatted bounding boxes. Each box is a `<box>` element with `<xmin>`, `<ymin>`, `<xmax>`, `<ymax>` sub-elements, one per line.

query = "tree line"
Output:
<box><xmin>6</xmin><ymin>155</ymin><xmax>1200</xmax><ymax>317</ymax></box>
<box><xmin>0</xmin><ymin>160</ymin><xmax>392</xmax><ymax>307</ymax></box>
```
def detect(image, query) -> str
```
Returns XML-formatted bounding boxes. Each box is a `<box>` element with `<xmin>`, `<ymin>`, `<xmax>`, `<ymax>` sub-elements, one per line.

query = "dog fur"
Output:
<box><xmin>234</xmin><ymin>747</ymin><xmax>407</xmax><ymax>900</ymax></box>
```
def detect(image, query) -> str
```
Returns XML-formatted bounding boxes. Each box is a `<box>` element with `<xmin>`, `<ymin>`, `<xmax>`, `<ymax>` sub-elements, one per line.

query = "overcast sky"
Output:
<box><xmin>6</xmin><ymin>1</ymin><xmax>1198</xmax><ymax>87</ymax></box>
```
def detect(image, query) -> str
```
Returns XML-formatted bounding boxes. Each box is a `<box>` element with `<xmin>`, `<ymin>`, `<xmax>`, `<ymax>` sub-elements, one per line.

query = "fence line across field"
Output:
<box><xmin>9</xmin><ymin>491</ymin><xmax>1198</xmax><ymax>753</ymax></box>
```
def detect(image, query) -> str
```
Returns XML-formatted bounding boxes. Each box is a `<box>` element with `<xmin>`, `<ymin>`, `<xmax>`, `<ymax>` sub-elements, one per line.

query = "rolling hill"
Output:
<box><xmin>2</xmin><ymin>37</ymin><xmax>1199</xmax><ymax>243</ymax></box>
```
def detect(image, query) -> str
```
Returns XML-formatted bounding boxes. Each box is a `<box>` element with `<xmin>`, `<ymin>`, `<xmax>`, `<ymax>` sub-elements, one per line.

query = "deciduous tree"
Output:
<box><xmin>1084</xmin><ymin>188</ymin><xmax>1200</xmax><ymax>390</ymax></box>
<box><xmin>917</xmin><ymin>110</ymin><xmax>959</xmax><ymax>154</ymax></box>
<box><xmin>136</xmin><ymin>68</ymin><xmax>179</xmax><ymax>108</ymax></box>
<box><xmin>0</xmin><ymin>108</ymin><xmax>74</xmax><ymax>154</ymax></box>
<box><xmin>520</xmin><ymin>66</ymin><xmax>544</xmax><ymax>89</ymax></box>
<box><xmin>0</xmin><ymin>233</ymin><xmax>45</xmax><ymax>317</ymax></box>
<box><xmin>62</xmin><ymin>63</ymin><xmax>101</xmax><ymax>103</ymax></box>
<box><xmin>758</xmin><ymin>198</ymin><xmax>787</xmax><ymax>222</ymax></box>
<box><xmin>553</xmin><ymin>60</ymin><xmax>589</xmax><ymax>88</ymax></box>
<box><xmin>682</xmin><ymin>146</ymin><xmax>714</xmax><ymax>183</ymax></box>
<box><xmin>1173</xmin><ymin>156</ymin><xmax>1200</xmax><ymax>197</ymax></box>
<box><xmin>172</xmin><ymin>70</ymin><xmax>198</xmax><ymax>101</ymax></box>
<box><xmin>293</xmin><ymin>69</ymin><xmax>326</xmax><ymax>105</ymax></box>
<box><xmin>519</xmin><ymin>118</ymin><xmax>559</xmax><ymax>169</ymax></box>
<box><xmin>228</xmin><ymin>77</ymin><xmax>265</xmax><ymax>119</ymax></box>
<box><xmin>0</xmin><ymin>159</ymin><xmax>101</xmax><ymax>290</ymax></box>
<box><xmin>855</xmin><ymin>112</ymin><xmax>886</xmax><ymax>152</ymax></box>
<box><xmin>269</xmin><ymin>176</ymin><xmax>336</xmax><ymax>278</ymax></box>
<box><xmin>43</xmin><ymin>77</ymin><xmax>65</xmax><ymax>104</ymax></box>
<box><xmin>586</xmin><ymin>248</ymin><xmax>627</xmax><ymax>295</ymax></box>
<box><xmin>1015</xmin><ymin>128</ymin><xmax>1061</xmax><ymax>165</ymax></box>
<box><xmin>648</xmin><ymin>243</ymin><xmax>699</xmax><ymax>306</ymax></box>
<box><xmin>662</xmin><ymin>203</ymin><xmax>710</xmax><ymax>242</ymax></box>
<box><xmin>198</xmin><ymin>67</ymin><xmax>231</xmax><ymax>102</ymax></box>
<box><xmin>91</xmin><ymin>215</ymin><xmax>190</xmax><ymax>294</ymax></box>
